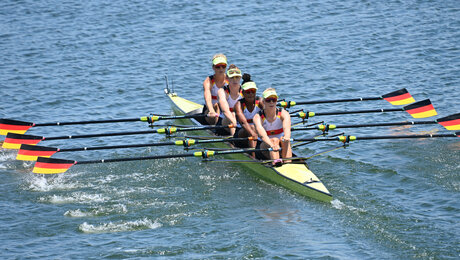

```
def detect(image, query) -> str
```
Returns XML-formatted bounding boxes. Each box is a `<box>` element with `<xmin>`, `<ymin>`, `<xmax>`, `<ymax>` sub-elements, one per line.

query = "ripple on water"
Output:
<box><xmin>79</xmin><ymin>218</ymin><xmax>162</xmax><ymax>233</ymax></box>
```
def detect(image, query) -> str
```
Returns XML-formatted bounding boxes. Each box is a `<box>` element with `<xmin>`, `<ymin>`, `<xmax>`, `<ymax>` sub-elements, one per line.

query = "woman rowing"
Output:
<box><xmin>233</xmin><ymin>73</ymin><xmax>263</xmax><ymax>149</ymax></box>
<box><xmin>203</xmin><ymin>53</ymin><xmax>229</xmax><ymax>125</ymax></box>
<box><xmin>215</xmin><ymin>64</ymin><xmax>243</xmax><ymax>136</ymax></box>
<box><xmin>252</xmin><ymin>88</ymin><xmax>292</xmax><ymax>165</ymax></box>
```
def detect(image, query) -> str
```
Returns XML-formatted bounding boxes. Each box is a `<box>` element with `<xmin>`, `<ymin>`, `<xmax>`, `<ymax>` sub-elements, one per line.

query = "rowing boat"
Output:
<box><xmin>164</xmin><ymin>87</ymin><xmax>333</xmax><ymax>203</ymax></box>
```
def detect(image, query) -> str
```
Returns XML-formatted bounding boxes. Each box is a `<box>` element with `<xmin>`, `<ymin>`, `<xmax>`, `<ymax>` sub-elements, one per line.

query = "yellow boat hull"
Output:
<box><xmin>166</xmin><ymin>92</ymin><xmax>332</xmax><ymax>203</ymax></box>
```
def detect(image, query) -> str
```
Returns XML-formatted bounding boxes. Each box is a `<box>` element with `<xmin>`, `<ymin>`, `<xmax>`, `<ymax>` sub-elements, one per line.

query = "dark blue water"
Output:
<box><xmin>1</xmin><ymin>0</ymin><xmax>459</xmax><ymax>259</ymax></box>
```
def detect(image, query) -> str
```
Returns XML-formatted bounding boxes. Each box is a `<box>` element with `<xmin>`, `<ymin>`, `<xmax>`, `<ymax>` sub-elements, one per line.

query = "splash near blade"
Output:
<box><xmin>33</xmin><ymin>157</ymin><xmax>76</xmax><ymax>174</ymax></box>
<box><xmin>2</xmin><ymin>133</ymin><xmax>43</xmax><ymax>149</ymax></box>
<box><xmin>437</xmin><ymin>113</ymin><xmax>460</xmax><ymax>131</ymax></box>
<box><xmin>0</xmin><ymin>119</ymin><xmax>34</xmax><ymax>136</ymax></box>
<box><xmin>382</xmin><ymin>88</ymin><xmax>416</xmax><ymax>105</ymax></box>
<box><xmin>16</xmin><ymin>144</ymin><xmax>58</xmax><ymax>161</ymax></box>
<box><xmin>404</xmin><ymin>99</ymin><xmax>437</xmax><ymax>118</ymax></box>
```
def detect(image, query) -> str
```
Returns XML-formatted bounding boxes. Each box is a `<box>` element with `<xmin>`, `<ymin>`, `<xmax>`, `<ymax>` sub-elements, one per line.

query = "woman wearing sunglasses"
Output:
<box><xmin>203</xmin><ymin>53</ymin><xmax>229</xmax><ymax>125</ymax></box>
<box><xmin>252</xmin><ymin>88</ymin><xmax>292</xmax><ymax>165</ymax></box>
<box><xmin>233</xmin><ymin>74</ymin><xmax>263</xmax><ymax>149</ymax></box>
<box><xmin>215</xmin><ymin>64</ymin><xmax>243</xmax><ymax>136</ymax></box>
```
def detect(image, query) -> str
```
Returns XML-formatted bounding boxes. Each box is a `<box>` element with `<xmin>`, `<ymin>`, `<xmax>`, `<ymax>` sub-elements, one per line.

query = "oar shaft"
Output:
<box><xmin>293</xmin><ymin>97</ymin><xmax>381</xmax><ymax>105</ymax></box>
<box><xmin>292</xmin><ymin>132</ymin><xmax>459</xmax><ymax>142</ymax></box>
<box><xmin>292</xmin><ymin>120</ymin><xmax>436</xmax><ymax>131</ymax></box>
<box><xmin>59</xmin><ymin>141</ymin><xmax>176</xmax><ymax>152</ymax></box>
<box><xmin>34</xmin><ymin>118</ymin><xmax>141</xmax><ymax>127</ymax></box>
<box><xmin>313</xmin><ymin>108</ymin><xmax>403</xmax><ymax>116</ymax></box>
<box><xmin>58</xmin><ymin>137</ymin><xmax>250</xmax><ymax>152</ymax></box>
<box><xmin>45</xmin><ymin>130</ymin><xmax>157</xmax><ymax>141</ymax></box>
<box><xmin>76</xmin><ymin>148</ymin><xmax>269</xmax><ymax>165</ymax></box>
<box><xmin>355</xmin><ymin>133</ymin><xmax>458</xmax><ymax>140</ymax></box>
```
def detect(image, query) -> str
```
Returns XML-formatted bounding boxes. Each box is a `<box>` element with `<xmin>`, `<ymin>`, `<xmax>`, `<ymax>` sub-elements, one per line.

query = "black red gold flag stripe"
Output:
<box><xmin>437</xmin><ymin>113</ymin><xmax>460</xmax><ymax>130</ymax></box>
<box><xmin>2</xmin><ymin>133</ymin><xmax>43</xmax><ymax>149</ymax></box>
<box><xmin>382</xmin><ymin>88</ymin><xmax>416</xmax><ymax>105</ymax></box>
<box><xmin>33</xmin><ymin>157</ymin><xmax>76</xmax><ymax>174</ymax></box>
<box><xmin>0</xmin><ymin>119</ymin><xmax>34</xmax><ymax>136</ymax></box>
<box><xmin>16</xmin><ymin>144</ymin><xmax>59</xmax><ymax>161</ymax></box>
<box><xmin>404</xmin><ymin>99</ymin><xmax>437</xmax><ymax>118</ymax></box>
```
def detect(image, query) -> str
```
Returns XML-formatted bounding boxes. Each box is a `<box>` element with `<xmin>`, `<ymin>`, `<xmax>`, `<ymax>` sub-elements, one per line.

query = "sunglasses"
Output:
<box><xmin>214</xmin><ymin>64</ymin><xmax>226</xmax><ymax>69</ymax></box>
<box><xmin>265</xmin><ymin>97</ymin><xmax>278</xmax><ymax>103</ymax></box>
<box><xmin>227</xmin><ymin>69</ymin><xmax>241</xmax><ymax>75</ymax></box>
<box><xmin>244</xmin><ymin>89</ymin><xmax>256</xmax><ymax>94</ymax></box>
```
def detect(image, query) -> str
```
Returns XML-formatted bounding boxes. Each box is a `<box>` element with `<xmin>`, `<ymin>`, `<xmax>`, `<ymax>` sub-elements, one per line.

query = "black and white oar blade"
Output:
<box><xmin>33</xmin><ymin>157</ymin><xmax>76</xmax><ymax>174</ymax></box>
<box><xmin>17</xmin><ymin>144</ymin><xmax>59</xmax><ymax>161</ymax></box>
<box><xmin>404</xmin><ymin>99</ymin><xmax>437</xmax><ymax>118</ymax></box>
<box><xmin>0</xmin><ymin>119</ymin><xmax>34</xmax><ymax>136</ymax></box>
<box><xmin>437</xmin><ymin>113</ymin><xmax>460</xmax><ymax>131</ymax></box>
<box><xmin>2</xmin><ymin>133</ymin><xmax>44</xmax><ymax>149</ymax></box>
<box><xmin>382</xmin><ymin>88</ymin><xmax>415</xmax><ymax>105</ymax></box>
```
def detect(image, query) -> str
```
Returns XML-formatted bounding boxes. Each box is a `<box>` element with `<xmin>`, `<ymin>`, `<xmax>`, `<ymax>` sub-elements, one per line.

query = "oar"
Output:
<box><xmin>16</xmin><ymin>136</ymin><xmax>255</xmax><ymax>161</ymax></box>
<box><xmin>0</xmin><ymin>114</ymin><xmax>213</xmax><ymax>136</ymax></box>
<box><xmin>291</xmin><ymin>132</ymin><xmax>460</xmax><ymax>143</ymax></box>
<box><xmin>2</xmin><ymin>125</ymin><xmax>235</xmax><ymax>149</ymax></box>
<box><xmin>279</xmin><ymin>88</ymin><xmax>415</xmax><ymax>108</ymax></box>
<box><xmin>292</xmin><ymin>113</ymin><xmax>460</xmax><ymax>132</ymax></box>
<box><xmin>291</xmin><ymin>99</ymin><xmax>437</xmax><ymax>119</ymax></box>
<box><xmin>32</xmin><ymin>147</ymin><xmax>273</xmax><ymax>174</ymax></box>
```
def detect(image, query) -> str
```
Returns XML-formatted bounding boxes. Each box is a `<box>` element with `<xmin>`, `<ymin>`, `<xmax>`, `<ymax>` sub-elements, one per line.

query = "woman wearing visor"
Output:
<box><xmin>203</xmin><ymin>54</ymin><xmax>229</xmax><ymax>125</ymax></box>
<box><xmin>233</xmin><ymin>74</ymin><xmax>263</xmax><ymax>149</ymax></box>
<box><xmin>216</xmin><ymin>65</ymin><xmax>243</xmax><ymax>136</ymax></box>
<box><xmin>252</xmin><ymin>88</ymin><xmax>292</xmax><ymax>165</ymax></box>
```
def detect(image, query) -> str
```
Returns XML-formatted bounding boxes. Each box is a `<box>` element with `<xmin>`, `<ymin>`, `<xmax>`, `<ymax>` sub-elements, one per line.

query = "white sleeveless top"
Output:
<box><xmin>260</xmin><ymin>109</ymin><xmax>284</xmax><ymax>138</ymax></box>
<box><xmin>210</xmin><ymin>76</ymin><xmax>228</xmax><ymax>105</ymax></box>
<box><xmin>237</xmin><ymin>98</ymin><xmax>262</xmax><ymax>127</ymax></box>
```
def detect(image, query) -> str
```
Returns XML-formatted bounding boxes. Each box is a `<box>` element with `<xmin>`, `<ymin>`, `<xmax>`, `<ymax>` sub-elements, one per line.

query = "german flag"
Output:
<box><xmin>2</xmin><ymin>133</ymin><xmax>43</xmax><ymax>149</ymax></box>
<box><xmin>382</xmin><ymin>88</ymin><xmax>416</xmax><ymax>105</ymax></box>
<box><xmin>437</xmin><ymin>113</ymin><xmax>460</xmax><ymax>131</ymax></box>
<box><xmin>404</xmin><ymin>99</ymin><xmax>437</xmax><ymax>118</ymax></box>
<box><xmin>16</xmin><ymin>144</ymin><xmax>58</xmax><ymax>161</ymax></box>
<box><xmin>0</xmin><ymin>119</ymin><xmax>34</xmax><ymax>136</ymax></box>
<box><xmin>33</xmin><ymin>157</ymin><xmax>76</xmax><ymax>174</ymax></box>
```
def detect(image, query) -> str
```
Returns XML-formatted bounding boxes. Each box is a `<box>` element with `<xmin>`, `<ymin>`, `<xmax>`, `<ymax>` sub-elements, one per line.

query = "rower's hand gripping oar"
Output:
<box><xmin>0</xmin><ymin>113</ymin><xmax>214</xmax><ymax>136</ymax></box>
<box><xmin>278</xmin><ymin>88</ymin><xmax>415</xmax><ymax>108</ymax></box>
<box><xmin>291</xmin><ymin>113</ymin><xmax>460</xmax><ymax>133</ymax></box>
<box><xmin>2</xmin><ymin>124</ymin><xmax>236</xmax><ymax>149</ymax></box>
<box><xmin>290</xmin><ymin>99</ymin><xmax>438</xmax><ymax>121</ymax></box>
<box><xmin>31</xmin><ymin>147</ymin><xmax>274</xmax><ymax>174</ymax></box>
<box><xmin>16</xmin><ymin>136</ymin><xmax>255</xmax><ymax>161</ymax></box>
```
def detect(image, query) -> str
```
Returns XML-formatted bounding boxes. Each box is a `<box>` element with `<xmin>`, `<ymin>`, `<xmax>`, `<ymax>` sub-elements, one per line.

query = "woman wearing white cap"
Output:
<box><xmin>252</xmin><ymin>88</ymin><xmax>292</xmax><ymax>165</ymax></box>
<box><xmin>203</xmin><ymin>53</ymin><xmax>229</xmax><ymax>125</ymax></box>
<box><xmin>215</xmin><ymin>64</ymin><xmax>243</xmax><ymax>136</ymax></box>
<box><xmin>233</xmin><ymin>74</ymin><xmax>263</xmax><ymax>149</ymax></box>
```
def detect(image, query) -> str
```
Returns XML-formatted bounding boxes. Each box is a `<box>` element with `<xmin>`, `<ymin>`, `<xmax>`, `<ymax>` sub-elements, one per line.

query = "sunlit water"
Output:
<box><xmin>1</xmin><ymin>0</ymin><xmax>459</xmax><ymax>259</ymax></box>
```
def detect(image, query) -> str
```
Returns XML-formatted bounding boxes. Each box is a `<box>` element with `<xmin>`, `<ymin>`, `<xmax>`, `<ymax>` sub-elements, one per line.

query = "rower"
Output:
<box><xmin>233</xmin><ymin>73</ymin><xmax>263</xmax><ymax>149</ymax></box>
<box><xmin>252</xmin><ymin>88</ymin><xmax>292</xmax><ymax>165</ymax></box>
<box><xmin>216</xmin><ymin>65</ymin><xmax>243</xmax><ymax>136</ymax></box>
<box><xmin>203</xmin><ymin>53</ymin><xmax>229</xmax><ymax>125</ymax></box>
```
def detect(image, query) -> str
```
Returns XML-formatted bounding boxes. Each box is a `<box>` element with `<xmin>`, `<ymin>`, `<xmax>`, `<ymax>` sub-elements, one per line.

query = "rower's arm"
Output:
<box><xmin>281</xmin><ymin>110</ymin><xmax>291</xmax><ymax>140</ymax></box>
<box><xmin>253</xmin><ymin>114</ymin><xmax>272</xmax><ymax>147</ymax></box>
<box><xmin>217</xmin><ymin>88</ymin><xmax>236</xmax><ymax>125</ymax></box>
<box><xmin>203</xmin><ymin>77</ymin><xmax>215</xmax><ymax>114</ymax></box>
<box><xmin>235</xmin><ymin>102</ymin><xmax>257</xmax><ymax>136</ymax></box>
